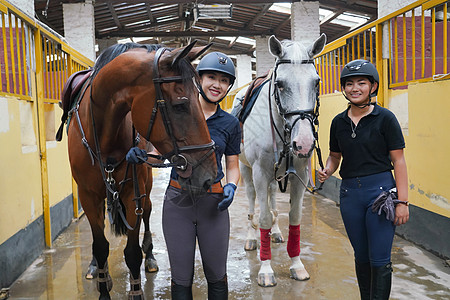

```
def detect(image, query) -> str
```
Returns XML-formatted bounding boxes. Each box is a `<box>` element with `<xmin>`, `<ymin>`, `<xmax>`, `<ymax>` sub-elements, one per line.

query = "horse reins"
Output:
<box><xmin>269</xmin><ymin>58</ymin><xmax>325</xmax><ymax>193</ymax></box>
<box><xmin>144</xmin><ymin>47</ymin><xmax>216</xmax><ymax>172</ymax></box>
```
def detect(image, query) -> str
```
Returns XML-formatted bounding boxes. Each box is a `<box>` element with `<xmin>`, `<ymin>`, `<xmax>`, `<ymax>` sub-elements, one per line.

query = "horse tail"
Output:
<box><xmin>110</xmin><ymin>199</ymin><xmax>129</xmax><ymax>236</ymax></box>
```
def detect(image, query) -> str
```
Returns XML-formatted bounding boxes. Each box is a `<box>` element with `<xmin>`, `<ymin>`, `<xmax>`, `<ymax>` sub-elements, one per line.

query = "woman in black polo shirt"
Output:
<box><xmin>318</xmin><ymin>60</ymin><xmax>409</xmax><ymax>300</ymax></box>
<box><xmin>127</xmin><ymin>52</ymin><xmax>241</xmax><ymax>300</ymax></box>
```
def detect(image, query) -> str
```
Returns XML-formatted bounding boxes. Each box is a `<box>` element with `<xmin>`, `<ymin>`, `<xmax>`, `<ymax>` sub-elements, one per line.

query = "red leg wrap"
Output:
<box><xmin>260</xmin><ymin>228</ymin><xmax>271</xmax><ymax>261</ymax></box>
<box><xmin>287</xmin><ymin>224</ymin><xmax>300</xmax><ymax>258</ymax></box>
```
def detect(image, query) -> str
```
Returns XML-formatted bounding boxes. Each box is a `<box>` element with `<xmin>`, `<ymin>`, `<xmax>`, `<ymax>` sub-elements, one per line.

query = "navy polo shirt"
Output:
<box><xmin>329</xmin><ymin>104</ymin><xmax>405</xmax><ymax>179</ymax></box>
<box><xmin>171</xmin><ymin>106</ymin><xmax>241</xmax><ymax>183</ymax></box>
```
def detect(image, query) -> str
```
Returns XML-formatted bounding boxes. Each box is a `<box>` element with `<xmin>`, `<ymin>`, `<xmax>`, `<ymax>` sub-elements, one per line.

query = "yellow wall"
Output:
<box><xmin>316</xmin><ymin>79</ymin><xmax>450</xmax><ymax>218</ymax></box>
<box><xmin>405</xmin><ymin>80</ymin><xmax>450</xmax><ymax>217</ymax></box>
<box><xmin>0</xmin><ymin>96</ymin><xmax>73</xmax><ymax>245</ymax></box>
<box><xmin>0</xmin><ymin>96</ymin><xmax>43</xmax><ymax>244</ymax></box>
<box><xmin>47</xmin><ymin>105</ymin><xmax>73</xmax><ymax>208</ymax></box>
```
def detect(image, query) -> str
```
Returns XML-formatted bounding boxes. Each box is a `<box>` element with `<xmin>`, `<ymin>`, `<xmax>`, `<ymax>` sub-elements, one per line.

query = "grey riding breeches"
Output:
<box><xmin>162</xmin><ymin>186</ymin><xmax>230</xmax><ymax>287</ymax></box>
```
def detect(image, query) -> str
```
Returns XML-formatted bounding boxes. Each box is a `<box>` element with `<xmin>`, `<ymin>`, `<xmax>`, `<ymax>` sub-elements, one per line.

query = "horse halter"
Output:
<box><xmin>269</xmin><ymin>58</ymin><xmax>325</xmax><ymax>193</ymax></box>
<box><xmin>146</xmin><ymin>47</ymin><xmax>215</xmax><ymax>174</ymax></box>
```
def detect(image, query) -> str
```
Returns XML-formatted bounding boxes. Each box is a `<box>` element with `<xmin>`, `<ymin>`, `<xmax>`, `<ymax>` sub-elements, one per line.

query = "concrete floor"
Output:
<box><xmin>6</xmin><ymin>168</ymin><xmax>450</xmax><ymax>300</ymax></box>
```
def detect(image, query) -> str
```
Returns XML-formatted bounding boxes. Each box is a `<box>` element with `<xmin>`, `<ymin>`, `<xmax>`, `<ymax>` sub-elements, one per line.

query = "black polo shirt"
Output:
<box><xmin>171</xmin><ymin>106</ymin><xmax>241</xmax><ymax>183</ymax></box>
<box><xmin>329</xmin><ymin>104</ymin><xmax>405</xmax><ymax>179</ymax></box>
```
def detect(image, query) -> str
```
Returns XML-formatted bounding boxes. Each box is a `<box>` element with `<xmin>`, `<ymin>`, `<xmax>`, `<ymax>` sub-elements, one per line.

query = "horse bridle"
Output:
<box><xmin>144</xmin><ymin>47</ymin><xmax>216</xmax><ymax>172</ymax></box>
<box><xmin>269</xmin><ymin>58</ymin><xmax>325</xmax><ymax>193</ymax></box>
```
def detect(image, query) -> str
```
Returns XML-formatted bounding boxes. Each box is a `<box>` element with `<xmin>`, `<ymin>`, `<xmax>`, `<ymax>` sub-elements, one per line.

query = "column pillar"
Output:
<box><xmin>235</xmin><ymin>54</ymin><xmax>253</xmax><ymax>89</ymax></box>
<box><xmin>255</xmin><ymin>36</ymin><xmax>274</xmax><ymax>77</ymax></box>
<box><xmin>62</xmin><ymin>1</ymin><xmax>96</xmax><ymax>61</ymax></box>
<box><xmin>291</xmin><ymin>1</ymin><xmax>320</xmax><ymax>44</ymax></box>
<box><xmin>14</xmin><ymin>0</ymin><xmax>34</xmax><ymax>18</ymax></box>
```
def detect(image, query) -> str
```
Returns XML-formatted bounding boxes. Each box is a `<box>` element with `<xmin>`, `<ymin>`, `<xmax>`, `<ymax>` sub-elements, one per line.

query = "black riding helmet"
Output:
<box><xmin>340</xmin><ymin>60</ymin><xmax>379</xmax><ymax>107</ymax></box>
<box><xmin>196</xmin><ymin>52</ymin><xmax>236</xmax><ymax>104</ymax></box>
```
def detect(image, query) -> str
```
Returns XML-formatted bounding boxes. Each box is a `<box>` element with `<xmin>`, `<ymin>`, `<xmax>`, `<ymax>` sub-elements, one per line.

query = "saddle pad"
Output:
<box><xmin>239</xmin><ymin>78</ymin><xmax>270</xmax><ymax>124</ymax></box>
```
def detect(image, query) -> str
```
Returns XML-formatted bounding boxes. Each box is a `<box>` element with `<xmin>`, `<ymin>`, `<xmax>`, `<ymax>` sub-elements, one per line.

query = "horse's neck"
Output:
<box><xmin>258</xmin><ymin>83</ymin><xmax>284</xmax><ymax>127</ymax></box>
<box><xmin>88</xmin><ymin>99</ymin><xmax>132</xmax><ymax>153</ymax></box>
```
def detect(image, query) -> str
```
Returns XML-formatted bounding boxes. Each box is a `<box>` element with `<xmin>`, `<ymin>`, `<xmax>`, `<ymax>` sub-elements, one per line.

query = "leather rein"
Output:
<box><xmin>269</xmin><ymin>58</ymin><xmax>325</xmax><ymax>193</ymax></box>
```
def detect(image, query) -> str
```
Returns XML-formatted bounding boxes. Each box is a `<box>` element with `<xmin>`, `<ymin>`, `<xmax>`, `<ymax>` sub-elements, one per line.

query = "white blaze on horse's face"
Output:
<box><xmin>268</xmin><ymin>34</ymin><xmax>326</xmax><ymax>158</ymax></box>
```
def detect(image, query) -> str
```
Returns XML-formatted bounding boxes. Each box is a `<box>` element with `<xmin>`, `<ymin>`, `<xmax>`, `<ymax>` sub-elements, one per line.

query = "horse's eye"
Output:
<box><xmin>276</xmin><ymin>81</ymin><xmax>284</xmax><ymax>92</ymax></box>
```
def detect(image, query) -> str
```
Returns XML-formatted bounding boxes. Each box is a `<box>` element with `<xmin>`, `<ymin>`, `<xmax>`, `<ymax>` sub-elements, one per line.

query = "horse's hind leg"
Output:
<box><xmin>81</xmin><ymin>189</ymin><xmax>113</xmax><ymax>300</ymax></box>
<box><xmin>142</xmin><ymin>197</ymin><xmax>158</xmax><ymax>273</ymax></box>
<box><xmin>241</xmin><ymin>164</ymin><xmax>258</xmax><ymax>251</ymax></box>
<box><xmin>269</xmin><ymin>181</ymin><xmax>284</xmax><ymax>244</ymax></box>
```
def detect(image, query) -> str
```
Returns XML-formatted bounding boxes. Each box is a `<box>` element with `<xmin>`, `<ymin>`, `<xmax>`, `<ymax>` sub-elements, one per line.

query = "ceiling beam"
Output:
<box><xmin>320</xmin><ymin>9</ymin><xmax>345</xmax><ymax>26</ymax></box>
<box><xmin>97</xmin><ymin>30</ymin><xmax>273</xmax><ymax>39</ymax></box>
<box><xmin>247</xmin><ymin>4</ymin><xmax>272</xmax><ymax>29</ymax></box>
<box><xmin>107</xmin><ymin>2</ymin><xmax>123</xmax><ymax>29</ymax></box>
<box><xmin>46</xmin><ymin>0</ymin><xmax>299</xmax><ymax>4</ymax></box>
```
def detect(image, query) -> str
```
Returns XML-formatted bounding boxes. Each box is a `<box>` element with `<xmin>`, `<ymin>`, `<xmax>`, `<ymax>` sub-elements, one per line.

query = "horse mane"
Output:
<box><xmin>91</xmin><ymin>42</ymin><xmax>197</xmax><ymax>93</ymax></box>
<box><xmin>92</xmin><ymin>42</ymin><xmax>162</xmax><ymax>79</ymax></box>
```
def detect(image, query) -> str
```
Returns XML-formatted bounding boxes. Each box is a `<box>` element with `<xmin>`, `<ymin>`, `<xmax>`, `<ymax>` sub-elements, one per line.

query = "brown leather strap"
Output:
<box><xmin>169</xmin><ymin>179</ymin><xmax>223</xmax><ymax>193</ymax></box>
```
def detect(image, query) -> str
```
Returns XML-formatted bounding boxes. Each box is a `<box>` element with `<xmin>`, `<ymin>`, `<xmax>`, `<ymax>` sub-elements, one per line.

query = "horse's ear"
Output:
<box><xmin>186</xmin><ymin>43</ymin><xmax>213</xmax><ymax>62</ymax></box>
<box><xmin>171</xmin><ymin>40</ymin><xmax>198</xmax><ymax>68</ymax></box>
<box><xmin>268</xmin><ymin>35</ymin><xmax>284</xmax><ymax>58</ymax></box>
<box><xmin>308</xmin><ymin>33</ymin><xmax>327</xmax><ymax>58</ymax></box>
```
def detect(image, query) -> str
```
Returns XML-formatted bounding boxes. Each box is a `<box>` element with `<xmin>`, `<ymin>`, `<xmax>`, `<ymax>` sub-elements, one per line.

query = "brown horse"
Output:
<box><xmin>65</xmin><ymin>41</ymin><xmax>217</xmax><ymax>299</ymax></box>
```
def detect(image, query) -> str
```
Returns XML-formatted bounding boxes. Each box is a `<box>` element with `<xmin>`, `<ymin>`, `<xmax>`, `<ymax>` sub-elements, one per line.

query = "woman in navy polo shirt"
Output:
<box><xmin>127</xmin><ymin>52</ymin><xmax>240</xmax><ymax>299</ymax></box>
<box><xmin>317</xmin><ymin>60</ymin><xmax>409</xmax><ymax>300</ymax></box>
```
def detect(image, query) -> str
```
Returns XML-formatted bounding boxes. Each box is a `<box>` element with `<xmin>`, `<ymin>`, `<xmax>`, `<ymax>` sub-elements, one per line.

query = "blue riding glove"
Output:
<box><xmin>218</xmin><ymin>183</ymin><xmax>237</xmax><ymax>211</ymax></box>
<box><xmin>126</xmin><ymin>147</ymin><xmax>148</xmax><ymax>164</ymax></box>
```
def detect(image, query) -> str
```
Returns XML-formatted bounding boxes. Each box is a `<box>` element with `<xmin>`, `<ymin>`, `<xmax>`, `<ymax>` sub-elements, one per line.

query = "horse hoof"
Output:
<box><xmin>0</xmin><ymin>288</ymin><xmax>10</xmax><ymax>300</ymax></box>
<box><xmin>145</xmin><ymin>258</ymin><xmax>159</xmax><ymax>273</ymax></box>
<box><xmin>85</xmin><ymin>264</ymin><xmax>98</xmax><ymax>279</ymax></box>
<box><xmin>99</xmin><ymin>294</ymin><xmax>111</xmax><ymax>300</ymax></box>
<box><xmin>271</xmin><ymin>233</ymin><xmax>285</xmax><ymax>243</ymax></box>
<box><xmin>244</xmin><ymin>239</ymin><xmax>257</xmax><ymax>251</ymax></box>
<box><xmin>257</xmin><ymin>273</ymin><xmax>277</xmax><ymax>287</ymax></box>
<box><xmin>290</xmin><ymin>267</ymin><xmax>310</xmax><ymax>281</ymax></box>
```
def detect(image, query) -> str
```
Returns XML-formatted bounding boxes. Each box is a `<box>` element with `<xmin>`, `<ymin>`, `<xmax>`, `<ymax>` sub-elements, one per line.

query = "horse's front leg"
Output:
<box><xmin>254</xmin><ymin>166</ymin><xmax>277</xmax><ymax>287</ymax></box>
<box><xmin>269</xmin><ymin>180</ymin><xmax>284</xmax><ymax>244</ymax></box>
<box><xmin>142</xmin><ymin>196</ymin><xmax>158</xmax><ymax>273</ymax></box>
<box><xmin>125</xmin><ymin>219</ymin><xmax>144</xmax><ymax>300</ymax></box>
<box><xmin>241</xmin><ymin>163</ymin><xmax>258</xmax><ymax>251</ymax></box>
<box><xmin>287</xmin><ymin>168</ymin><xmax>310</xmax><ymax>281</ymax></box>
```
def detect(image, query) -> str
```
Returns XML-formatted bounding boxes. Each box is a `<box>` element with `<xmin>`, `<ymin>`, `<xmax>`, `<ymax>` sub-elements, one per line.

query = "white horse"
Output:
<box><xmin>232</xmin><ymin>34</ymin><xmax>326</xmax><ymax>287</ymax></box>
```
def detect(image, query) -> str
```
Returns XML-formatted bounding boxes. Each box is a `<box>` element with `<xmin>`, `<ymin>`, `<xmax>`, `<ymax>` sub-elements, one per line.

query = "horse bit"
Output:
<box><xmin>269</xmin><ymin>58</ymin><xmax>325</xmax><ymax>193</ymax></box>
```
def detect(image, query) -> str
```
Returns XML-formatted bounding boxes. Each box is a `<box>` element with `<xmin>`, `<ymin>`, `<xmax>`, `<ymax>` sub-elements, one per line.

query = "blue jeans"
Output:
<box><xmin>340</xmin><ymin>171</ymin><xmax>396</xmax><ymax>267</ymax></box>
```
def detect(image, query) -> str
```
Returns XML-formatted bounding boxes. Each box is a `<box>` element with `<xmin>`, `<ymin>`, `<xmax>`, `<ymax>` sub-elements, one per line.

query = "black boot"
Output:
<box><xmin>207</xmin><ymin>275</ymin><xmax>228</xmax><ymax>300</ymax></box>
<box><xmin>355</xmin><ymin>261</ymin><xmax>371</xmax><ymax>300</ymax></box>
<box><xmin>171</xmin><ymin>280</ymin><xmax>192</xmax><ymax>300</ymax></box>
<box><xmin>371</xmin><ymin>262</ymin><xmax>393</xmax><ymax>300</ymax></box>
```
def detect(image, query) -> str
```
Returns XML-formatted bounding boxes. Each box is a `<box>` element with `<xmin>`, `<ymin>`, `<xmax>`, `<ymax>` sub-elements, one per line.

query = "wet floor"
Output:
<box><xmin>6</xmin><ymin>168</ymin><xmax>450</xmax><ymax>300</ymax></box>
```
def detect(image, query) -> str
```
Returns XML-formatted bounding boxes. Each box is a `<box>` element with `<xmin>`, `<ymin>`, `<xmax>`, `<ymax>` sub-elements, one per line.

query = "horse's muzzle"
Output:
<box><xmin>292</xmin><ymin>141</ymin><xmax>314</xmax><ymax>158</ymax></box>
